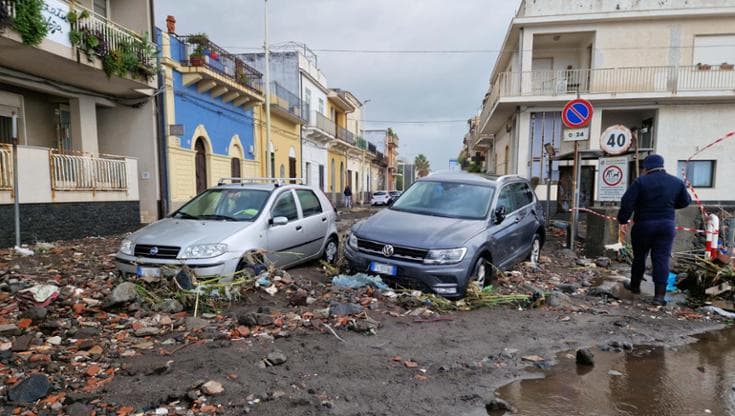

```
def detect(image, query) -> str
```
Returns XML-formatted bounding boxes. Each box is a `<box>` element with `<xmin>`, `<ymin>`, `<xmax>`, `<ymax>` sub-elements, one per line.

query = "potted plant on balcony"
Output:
<box><xmin>721</xmin><ymin>62</ymin><xmax>734</xmax><ymax>70</ymax></box>
<box><xmin>696</xmin><ymin>62</ymin><xmax>712</xmax><ymax>71</ymax></box>
<box><xmin>188</xmin><ymin>33</ymin><xmax>208</xmax><ymax>67</ymax></box>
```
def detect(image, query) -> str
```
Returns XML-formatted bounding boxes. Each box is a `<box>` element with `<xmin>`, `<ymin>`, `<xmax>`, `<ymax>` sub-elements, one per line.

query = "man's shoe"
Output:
<box><xmin>624</xmin><ymin>281</ymin><xmax>641</xmax><ymax>294</ymax></box>
<box><xmin>652</xmin><ymin>284</ymin><xmax>668</xmax><ymax>306</ymax></box>
<box><xmin>651</xmin><ymin>297</ymin><xmax>667</xmax><ymax>307</ymax></box>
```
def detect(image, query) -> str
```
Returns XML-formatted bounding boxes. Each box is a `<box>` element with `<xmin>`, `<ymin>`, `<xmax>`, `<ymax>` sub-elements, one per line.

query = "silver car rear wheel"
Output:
<box><xmin>529</xmin><ymin>235</ymin><xmax>541</xmax><ymax>266</ymax></box>
<box><xmin>323</xmin><ymin>237</ymin><xmax>338</xmax><ymax>264</ymax></box>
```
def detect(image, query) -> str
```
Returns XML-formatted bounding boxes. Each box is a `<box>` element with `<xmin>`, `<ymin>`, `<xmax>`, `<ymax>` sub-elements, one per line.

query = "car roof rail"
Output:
<box><xmin>217</xmin><ymin>177</ymin><xmax>305</xmax><ymax>187</ymax></box>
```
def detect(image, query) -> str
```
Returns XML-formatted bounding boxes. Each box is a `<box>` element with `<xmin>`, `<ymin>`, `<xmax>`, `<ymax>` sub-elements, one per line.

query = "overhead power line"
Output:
<box><xmin>364</xmin><ymin>119</ymin><xmax>467</xmax><ymax>124</ymax></box>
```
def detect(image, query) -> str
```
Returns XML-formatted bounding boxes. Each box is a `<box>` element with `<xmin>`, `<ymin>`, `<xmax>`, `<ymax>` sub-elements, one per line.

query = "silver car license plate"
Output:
<box><xmin>369</xmin><ymin>262</ymin><xmax>396</xmax><ymax>276</ymax></box>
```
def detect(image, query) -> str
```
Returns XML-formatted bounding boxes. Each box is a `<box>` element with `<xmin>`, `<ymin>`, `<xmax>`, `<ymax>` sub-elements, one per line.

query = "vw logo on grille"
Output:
<box><xmin>149</xmin><ymin>246</ymin><xmax>159</xmax><ymax>256</ymax></box>
<box><xmin>382</xmin><ymin>245</ymin><xmax>394</xmax><ymax>257</ymax></box>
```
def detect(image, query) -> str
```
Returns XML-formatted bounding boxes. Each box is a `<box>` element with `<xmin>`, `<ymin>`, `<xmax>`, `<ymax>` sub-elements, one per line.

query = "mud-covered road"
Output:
<box><xmin>0</xmin><ymin>208</ymin><xmax>728</xmax><ymax>416</ymax></box>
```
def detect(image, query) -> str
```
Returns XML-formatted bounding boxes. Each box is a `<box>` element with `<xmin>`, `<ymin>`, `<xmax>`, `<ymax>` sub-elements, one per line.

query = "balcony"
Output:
<box><xmin>0</xmin><ymin>146</ymin><xmax>138</xmax><ymax>205</ymax></box>
<box><xmin>270</xmin><ymin>82</ymin><xmax>305</xmax><ymax>124</ymax></box>
<box><xmin>173</xmin><ymin>34</ymin><xmax>264</xmax><ymax>108</ymax></box>
<box><xmin>336</xmin><ymin>126</ymin><xmax>356</xmax><ymax>146</ymax></box>
<box><xmin>472</xmin><ymin>134</ymin><xmax>494</xmax><ymax>151</ymax></box>
<box><xmin>0</xmin><ymin>0</ymin><xmax>156</xmax><ymax>97</ymax></box>
<box><xmin>481</xmin><ymin>65</ymin><xmax>735</xmax><ymax>133</ymax></box>
<box><xmin>304</xmin><ymin>112</ymin><xmax>336</xmax><ymax>144</ymax></box>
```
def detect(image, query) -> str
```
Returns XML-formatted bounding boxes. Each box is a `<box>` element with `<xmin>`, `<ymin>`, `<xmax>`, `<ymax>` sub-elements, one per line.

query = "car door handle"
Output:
<box><xmin>514</xmin><ymin>217</ymin><xmax>522</xmax><ymax>223</ymax></box>
<box><xmin>296</xmin><ymin>225</ymin><xmax>303</xmax><ymax>231</ymax></box>
<box><xmin>321</xmin><ymin>217</ymin><xmax>327</xmax><ymax>222</ymax></box>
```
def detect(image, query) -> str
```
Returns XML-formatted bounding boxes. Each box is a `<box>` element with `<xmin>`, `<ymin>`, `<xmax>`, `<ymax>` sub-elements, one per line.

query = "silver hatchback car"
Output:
<box><xmin>116</xmin><ymin>179</ymin><xmax>339</xmax><ymax>279</ymax></box>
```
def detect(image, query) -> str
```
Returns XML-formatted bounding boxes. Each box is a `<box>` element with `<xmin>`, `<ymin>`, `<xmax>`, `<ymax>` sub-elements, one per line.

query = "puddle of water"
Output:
<box><xmin>496</xmin><ymin>329</ymin><xmax>735</xmax><ymax>416</ymax></box>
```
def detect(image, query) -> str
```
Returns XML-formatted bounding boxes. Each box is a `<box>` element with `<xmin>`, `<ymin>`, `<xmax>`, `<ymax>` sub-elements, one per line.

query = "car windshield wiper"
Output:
<box><xmin>175</xmin><ymin>211</ymin><xmax>200</xmax><ymax>220</ymax></box>
<box><xmin>197</xmin><ymin>214</ymin><xmax>239</xmax><ymax>221</ymax></box>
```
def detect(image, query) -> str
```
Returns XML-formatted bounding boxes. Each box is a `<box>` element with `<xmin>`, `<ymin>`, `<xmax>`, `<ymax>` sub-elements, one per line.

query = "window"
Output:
<box><xmin>296</xmin><ymin>190</ymin><xmax>323</xmax><ymax>217</ymax></box>
<box><xmin>93</xmin><ymin>0</ymin><xmax>108</xmax><ymax>17</ymax></box>
<box><xmin>318</xmin><ymin>98</ymin><xmax>325</xmax><ymax>115</ymax></box>
<box><xmin>305</xmin><ymin>162</ymin><xmax>311</xmax><ymax>185</ymax></box>
<box><xmin>272</xmin><ymin>191</ymin><xmax>298</xmax><ymax>221</ymax></box>
<box><xmin>678</xmin><ymin>160</ymin><xmax>715</xmax><ymax>188</ymax></box>
<box><xmin>303</xmin><ymin>89</ymin><xmax>312</xmax><ymax>120</ymax></box>
<box><xmin>693</xmin><ymin>35</ymin><xmax>735</xmax><ymax>66</ymax></box>
<box><xmin>496</xmin><ymin>186</ymin><xmax>515</xmax><ymax>213</ymax></box>
<box><xmin>529</xmin><ymin>112</ymin><xmax>561</xmax><ymax>182</ymax></box>
<box><xmin>511</xmin><ymin>182</ymin><xmax>535</xmax><ymax>208</ymax></box>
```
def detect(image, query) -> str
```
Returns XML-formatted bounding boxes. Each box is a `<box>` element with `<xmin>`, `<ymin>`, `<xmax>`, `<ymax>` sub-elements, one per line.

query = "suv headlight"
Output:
<box><xmin>424</xmin><ymin>248</ymin><xmax>467</xmax><ymax>265</ymax></box>
<box><xmin>179</xmin><ymin>243</ymin><xmax>228</xmax><ymax>259</ymax></box>
<box><xmin>119</xmin><ymin>239</ymin><xmax>134</xmax><ymax>256</ymax></box>
<box><xmin>348</xmin><ymin>233</ymin><xmax>358</xmax><ymax>249</ymax></box>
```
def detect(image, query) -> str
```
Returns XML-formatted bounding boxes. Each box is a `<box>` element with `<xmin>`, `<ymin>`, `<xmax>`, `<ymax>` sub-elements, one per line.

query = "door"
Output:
<box><xmin>509</xmin><ymin>182</ymin><xmax>540</xmax><ymax>260</ymax></box>
<box><xmin>195</xmin><ymin>138</ymin><xmax>207</xmax><ymax>193</ymax></box>
<box><xmin>230</xmin><ymin>157</ymin><xmax>241</xmax><ymax>179</ymax></box>
<box><xmin>532</xmin><ymin>58</ymin><xmax>554</xmax><ymax>95</ymax></box>
<box><xmin>266</xmin><ymin>190</ymin><xmax>308</xmax><ymax>267</ymax></box>
<box><xmin>55</xmin><ymin>105</ymin><xmax>71</xmax><ymax>152</ymax></box>
<box><xmin>295</xmin><ymin>189</ymin><xmax>328</xmax><ymax>258</ymax></box>
<box><xmin>289</xmin><ymin>157</ymin><xmax>297</xmax><ymax>183</ymax></box>
<box><xmin>490</xmin><ymin>185</ymin><xmax>518</xmax><ymax>268</ymax></box>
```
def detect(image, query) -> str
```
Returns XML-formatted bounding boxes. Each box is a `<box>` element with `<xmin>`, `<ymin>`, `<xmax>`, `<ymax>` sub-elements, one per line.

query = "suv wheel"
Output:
<box><xmin>470</xmin><ymin>256</ymin><xmax>494</xmax><ymax>288</ymax></box>
<box><xmin>529</xmin><ymin>235</ymin><xmax>541</xmax><ymax>265</ymax></box>
<box><xmin>323</xmin><ymin>236</ymin><xmax>339</xmax><ymax>264</ymax></box>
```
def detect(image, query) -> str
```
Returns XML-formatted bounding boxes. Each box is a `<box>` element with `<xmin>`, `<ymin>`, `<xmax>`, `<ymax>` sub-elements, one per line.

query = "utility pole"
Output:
<box><xmin>263</xmin><ymin>0</ymin><xmax>272</xmax><ymax>178</ymax></box>
<box><xmin>11</xmin><ymin>112</ymin><xmax>20</xmax><ymax>247</ymax></box>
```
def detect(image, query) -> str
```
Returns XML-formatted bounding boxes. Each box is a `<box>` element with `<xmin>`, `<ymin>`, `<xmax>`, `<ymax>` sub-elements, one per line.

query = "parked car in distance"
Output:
<box><xmin>388</xmin><ymin>191</ymin><xmax>402</xmax><ymax>204</ymax></box>
<box><xmin>346</xmin><ymin>172</ymin><xmax>544</xmax><ymax>298</ymax></box>
<box><xmin>370</xmin><ymin>191</ymin><xmax>391</xmax><ymax>206</ymax></box>
<box><xmin>116</xmin><ymin>179</ymin><xmax>339</xmax><ymax>280</ymax></box>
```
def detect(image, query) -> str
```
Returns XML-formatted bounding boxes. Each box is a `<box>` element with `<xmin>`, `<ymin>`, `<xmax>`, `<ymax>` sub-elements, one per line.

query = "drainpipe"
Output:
<box><xmin>151</xmin><ymin>2</ymin><xmax>170</xmax><ymax>217</ymax></box>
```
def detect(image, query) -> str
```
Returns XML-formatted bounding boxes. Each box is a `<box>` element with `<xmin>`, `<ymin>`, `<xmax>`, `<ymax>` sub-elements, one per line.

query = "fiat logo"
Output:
<box><xmin>382</xmin><ymin>245</ymin><xmax>394</xmax><ymax>257</ymax></box>
<box><xmin>149</xmin><ymin>246</ymin><xmax>159</xmax><ymax>256</ymax></box>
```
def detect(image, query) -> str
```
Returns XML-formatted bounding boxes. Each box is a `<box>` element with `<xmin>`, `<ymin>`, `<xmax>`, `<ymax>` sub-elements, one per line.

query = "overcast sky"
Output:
<box><xmin>154</xmin><ymin>0</ymin><xmax>519</xmax><ymax>170</ymax></box>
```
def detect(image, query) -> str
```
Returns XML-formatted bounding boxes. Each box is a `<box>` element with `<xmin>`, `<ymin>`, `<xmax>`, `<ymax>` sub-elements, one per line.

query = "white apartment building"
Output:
<box><xmin>0</xmin><ymin>0</ymin><xmax>158</xmax><ymax>247</ymax></box>
<box><xmin>478</xmin><ymin>0</ymin><xmax>735</xmax><ymax>212</ymax></box>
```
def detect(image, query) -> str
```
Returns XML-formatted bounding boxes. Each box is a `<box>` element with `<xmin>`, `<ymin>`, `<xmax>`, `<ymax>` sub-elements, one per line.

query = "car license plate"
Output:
<box><xmin>369</xmin><ymin>262</ymin><xmax>397</xmax><ymax>276</ymax></box>
<box><xmin>136</xmin><ymin>265</ymin><xmax>161</xmax><ymax>278</ymax></box>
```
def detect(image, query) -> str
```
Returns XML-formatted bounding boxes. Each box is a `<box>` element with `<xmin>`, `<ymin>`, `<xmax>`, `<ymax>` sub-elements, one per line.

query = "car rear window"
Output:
<box><xmin>374</xmin><ymin>192</ymin><xmax>386</xmax><ymax>196</ymax></box>
<box><xmin>296</xmin><ymin>189</ymin><xmax>323</xmax><ymax>217</ymax></box>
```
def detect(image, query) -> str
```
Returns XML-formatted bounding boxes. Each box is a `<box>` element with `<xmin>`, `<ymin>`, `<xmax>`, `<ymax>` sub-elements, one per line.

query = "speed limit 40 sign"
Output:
<box><xmin>600</xmin><ymin>125</ymin><xmax>632</xmax><ymax>155</ymax></box>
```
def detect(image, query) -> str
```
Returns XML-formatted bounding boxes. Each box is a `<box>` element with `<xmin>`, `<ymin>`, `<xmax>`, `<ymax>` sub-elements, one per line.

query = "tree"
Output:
<box><xmin>414</xmin><ymin>154</ymin><xmax>430</xmax><ymax>178</ymax></box>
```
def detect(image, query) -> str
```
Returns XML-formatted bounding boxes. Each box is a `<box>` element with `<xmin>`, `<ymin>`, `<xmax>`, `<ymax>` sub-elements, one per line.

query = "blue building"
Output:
<box><xmin>157</xmin><ymin>26</ymin><xmax>265</xmax><ymax>209</ymax></box>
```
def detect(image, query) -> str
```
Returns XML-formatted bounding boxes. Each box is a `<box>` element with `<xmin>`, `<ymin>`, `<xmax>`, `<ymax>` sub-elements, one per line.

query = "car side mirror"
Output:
<box><xmin>494</xmin><ymin>206</ymin><xmax>507</xmax><ymax>224</ymax></box>
<box><xmin>270</xmin><ymin>216</ymin><xmax>288</xmax><ymax>226</ymax></box>
<box><xmin>387</xmin><ymin>198</ymin><xmax>395</xmax><ymax>207</ymax></box>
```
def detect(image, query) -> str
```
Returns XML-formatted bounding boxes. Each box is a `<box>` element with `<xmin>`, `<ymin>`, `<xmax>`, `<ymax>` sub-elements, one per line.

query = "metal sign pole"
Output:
<box><xmin>570</xmin><ymin>141</ymin><xmax>580</xmax><ymax>250</ymax></box>
<box><xmin>11</xmin><ymin>113</ymin><xmax>20</xmax><ymax>247</ymax></box>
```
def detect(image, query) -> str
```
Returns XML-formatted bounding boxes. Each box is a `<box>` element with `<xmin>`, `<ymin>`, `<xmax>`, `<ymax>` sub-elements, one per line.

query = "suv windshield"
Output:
<box><xmin>391</xmin><ymin>181</ymin><xmax>494</xmax><ymax>220</ymax></box>
<box><xmin>174</xmin><ymin>189</ymin><xmax>271</xmax><ymax>221</ymax></box>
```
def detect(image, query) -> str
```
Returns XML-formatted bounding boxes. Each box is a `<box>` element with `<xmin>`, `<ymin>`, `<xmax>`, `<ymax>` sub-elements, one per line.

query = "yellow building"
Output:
<box><xmin>254</xmin><ymin>82</ymin><xmax>305</xmax><ymax>180</ymax></box>
<box><xmin>326</xmin><ymin>90</ymin><xmax>358</xmax><ymax>197</ymax></box>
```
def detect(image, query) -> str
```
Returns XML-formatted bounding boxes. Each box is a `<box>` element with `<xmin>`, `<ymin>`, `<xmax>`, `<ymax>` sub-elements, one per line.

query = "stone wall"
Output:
<box><xmin>0</xmin><ymin>201</ymin><xmax>140</xmax><ymax>247</ymax></box>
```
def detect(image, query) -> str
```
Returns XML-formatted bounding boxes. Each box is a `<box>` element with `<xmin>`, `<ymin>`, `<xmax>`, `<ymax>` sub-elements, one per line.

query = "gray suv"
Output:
<box><xmin>116</xmin><ymin>181</ymin><xmax>339</xmax><ymax>279</ymax></box>
<box><xmin>345</xmin><ymin>172</ymin><xmax>544</xmax><ymax>298</ymax></box>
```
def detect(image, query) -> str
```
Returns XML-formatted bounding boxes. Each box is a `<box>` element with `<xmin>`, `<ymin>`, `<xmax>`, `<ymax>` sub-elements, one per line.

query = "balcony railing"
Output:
<box><xmin>315</xmin><ymin>112</ymin><xmax>336</xmax><ymax>137</ymax></box>
<box><xmin>177</xmin><ymin>35</ymin><xmax>263</xmax><ymax>94</ymax></box>
<box><xmin>336</xmin><ymin>126</ymin><xmax>356</xmax><ymax>145</ymax></box>
<box><xmin>485</xmin><ymin>65</ymin><xmax>735</xmax><ymax>111</ymax></box>
<box><xmin>271</xmin><ymin>82</ymin><xmax>303</xmax><ymax>120</ymax></box>
<box><xmin>50</xmin><ymin>152</ymin><xmax>128</xmax><ymax>192</ymax></box>
<box><xmin>0</xmin><ymin>145</ymin><xmax>12</xmax><ymax>191</ymax></box>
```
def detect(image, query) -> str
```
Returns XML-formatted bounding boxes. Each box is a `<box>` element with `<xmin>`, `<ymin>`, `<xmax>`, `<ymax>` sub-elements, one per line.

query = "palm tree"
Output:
<box><xmin>414</xmin><ymin>154</ymin><xmax>430</xmax><ymax>178</ymax></box>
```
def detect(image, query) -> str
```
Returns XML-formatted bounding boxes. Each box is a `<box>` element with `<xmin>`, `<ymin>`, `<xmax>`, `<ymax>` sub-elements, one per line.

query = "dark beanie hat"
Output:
<box><xmin>642</xmin><ymin>154</ymin><xmax>664</xmax><ymax>169</ymax></box>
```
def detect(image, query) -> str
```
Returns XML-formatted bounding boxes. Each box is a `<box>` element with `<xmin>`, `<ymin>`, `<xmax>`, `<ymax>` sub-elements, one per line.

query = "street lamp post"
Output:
<box><xmin>263</xmin><ymin>0</ymin><xmax>272</xmax><ymax>179</ymax></box>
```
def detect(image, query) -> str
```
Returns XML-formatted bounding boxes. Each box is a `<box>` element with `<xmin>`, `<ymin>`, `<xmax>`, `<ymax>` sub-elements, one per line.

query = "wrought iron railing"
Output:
<box><xmin>0</xmin><ymin>145</ymin><xmax>12</xmax><ymax>191</ymax></box>
<box><xmin>271</xmin><ymin>82</ymin><xmax>303</xmax><ymax>119</ymax></box>
<box><xmin>336</xmin><ymin>125</ymin><xmax>356</xmax><ymax>145</ymax></box>
<box><xmin>315</xmin><ymin>112</ymin><xmax>336</xmax><ymax>137</ymax></box>
<box><xmin>178</xmin><ymin>35</ymin><xmax>263</xmax><ymax>94</ymax></box>
<box><xmin>50</xmin><ymin>152</ymin><xmax>127</xmax><ymax>191</ymax></box>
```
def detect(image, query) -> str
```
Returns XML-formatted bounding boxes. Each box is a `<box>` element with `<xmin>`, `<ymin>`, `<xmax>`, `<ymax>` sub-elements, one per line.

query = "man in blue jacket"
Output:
<box><xmin>617</xmin><ymin>154</ymin><xmax>691</xmax><ymax>306</ymax></box>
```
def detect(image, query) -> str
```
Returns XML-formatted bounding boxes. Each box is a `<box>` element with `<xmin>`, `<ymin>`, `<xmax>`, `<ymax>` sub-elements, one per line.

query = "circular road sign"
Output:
<box><xmin>602</xmin><ymin>165</ymin><xmax>624</xmax><ymax>187</ymax></box>
<box><xmin>561</xmin><ymin>98</ymin><xmax>593</xmax><ymax>128</ymax></box>
<box><xmin>600</xmin><ymin>125</ymin><xmax>633</xmax><ymax>155</ymax></box>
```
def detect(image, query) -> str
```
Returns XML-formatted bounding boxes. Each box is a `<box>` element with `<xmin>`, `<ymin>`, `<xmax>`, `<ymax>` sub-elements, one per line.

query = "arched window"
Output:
<box><xmin>194</xmin><ymin>137</ymin><xmax>207</xmax><ymax>193</ymax></box>
<box><xmin>230</xmin><ymin>157</ymin><xmax>241</xmax><ymax>178</ymax></box>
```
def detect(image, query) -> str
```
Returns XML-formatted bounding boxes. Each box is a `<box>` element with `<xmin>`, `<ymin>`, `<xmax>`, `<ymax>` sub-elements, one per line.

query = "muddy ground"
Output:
<box><xmin>0</xmin><ymin>208</ymin><xmax>728</xmax><ymax>416</ymax></box>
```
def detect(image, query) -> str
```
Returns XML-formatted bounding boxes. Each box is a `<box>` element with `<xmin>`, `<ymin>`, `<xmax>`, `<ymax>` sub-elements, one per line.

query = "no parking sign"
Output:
<box><xmin>598</xmin><ymin>157</ymin><xmax>628</xmax><ymax>201</ymax></box>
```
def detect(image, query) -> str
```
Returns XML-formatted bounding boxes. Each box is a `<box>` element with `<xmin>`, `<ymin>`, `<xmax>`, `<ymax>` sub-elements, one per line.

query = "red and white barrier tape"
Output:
<box><xmin>569</xmin><ymin>207</ymin><xmax>716</xmax><ymax>235</ymax></box>
<box><xmin>680</xmin><ymin>130</ymin><xmax>735</xmax><ymax>219</ymax></box>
